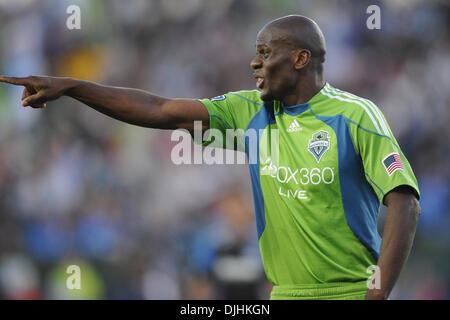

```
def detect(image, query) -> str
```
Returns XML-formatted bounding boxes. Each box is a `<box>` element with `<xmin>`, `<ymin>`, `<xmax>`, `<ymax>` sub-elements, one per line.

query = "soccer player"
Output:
<box><xmin>0</xmin><ymin>15</ymin><xmax>420</xmax><ymax>300</ymax></box>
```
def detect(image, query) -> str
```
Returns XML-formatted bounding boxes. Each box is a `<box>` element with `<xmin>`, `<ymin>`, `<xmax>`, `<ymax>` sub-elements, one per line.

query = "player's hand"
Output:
<box><xmin>0</xmin><ymin>75</ymin><xmax>68</xmax><ymax>108</ymax></box>
<box><xmin>365</xmin><ymin>288</ymin><xmax>387</xmax><ymax>300</ymax></box>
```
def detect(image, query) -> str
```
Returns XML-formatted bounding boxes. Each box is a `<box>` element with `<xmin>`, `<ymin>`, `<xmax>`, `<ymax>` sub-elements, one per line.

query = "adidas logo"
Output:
<box><xmin>287</xmin><ymin>119</ymin><xmax>302</xmax><ymax>132</ymax></box>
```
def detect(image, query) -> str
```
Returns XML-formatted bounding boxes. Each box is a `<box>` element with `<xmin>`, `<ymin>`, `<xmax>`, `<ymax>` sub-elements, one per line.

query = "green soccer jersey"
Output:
<box><xmin>197</xmin><ymin>83</ymin><xmax>420</xmax><ymax>299</ymax></box>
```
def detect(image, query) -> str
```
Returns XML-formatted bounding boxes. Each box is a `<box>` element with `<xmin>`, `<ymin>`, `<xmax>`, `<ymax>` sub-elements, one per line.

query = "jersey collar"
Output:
<box><xmin>275</xmin><ymin>82</ymin><xmax>329</xmax><ymax>116</ymax></box>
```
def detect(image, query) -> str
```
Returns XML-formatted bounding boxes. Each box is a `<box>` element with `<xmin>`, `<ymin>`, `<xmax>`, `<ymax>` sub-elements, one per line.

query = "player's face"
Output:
<box><xmin>251</xmin><ymin>28</ymin><xmax>298</xmax><ymax>102</ymax></box>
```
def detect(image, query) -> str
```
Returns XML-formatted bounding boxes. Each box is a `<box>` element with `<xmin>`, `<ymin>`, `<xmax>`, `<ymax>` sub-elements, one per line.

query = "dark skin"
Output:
<box><xmin>251</xmin><ymin>15</ymin><xmax>326</xmax><ymax>106</ymax></box>
<box><xmin>368</xmin><ymin>185</ymin><xmax>420</xmax><ymax>300</ymax></box>
<box><xmin>0</xmin><ymin>15</ymin><xmax>420</xmax><ymax>300</ymax></box>
<box><xmin>0</xmin><ymin>75</ymin><xmax>210</xmax><ymax>134</ymax></box>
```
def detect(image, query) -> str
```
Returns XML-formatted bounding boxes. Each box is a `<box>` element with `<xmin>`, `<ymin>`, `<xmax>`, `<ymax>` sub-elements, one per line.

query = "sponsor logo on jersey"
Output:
<box><xmin>210</xmin><ymin>95</ymin><xmax>226</xmax><ymax>102</ymax></box>
<box><xmin>382</xmin><ymin>153</ymin><xmax>404</xmax><ymax>176</ymax></box>
<box><xmin>308</xmin><ymin>130</ymin><xmax>330</xmax><ymax>163</ymax></box>
<box><xmin>261</xmin><ymin>158</ymin><xmax>335</xmax><ymax>186</ymax></box>
<box><xmin>261</xmin><ymin>159</ymin><xmax>336</xmax><ymax>201</ymax></box>
<box><xmin>286</xmin><ymin>119</ymin><xmax>302</xmax><ymax>132</ymax></box>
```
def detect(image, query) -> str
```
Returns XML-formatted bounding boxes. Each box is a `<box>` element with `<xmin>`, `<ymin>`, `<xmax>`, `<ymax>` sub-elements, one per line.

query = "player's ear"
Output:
<box><xmin>293</xmin><ymin>49</ymin><xmax>311</xmax><ymax>70</ymax></box>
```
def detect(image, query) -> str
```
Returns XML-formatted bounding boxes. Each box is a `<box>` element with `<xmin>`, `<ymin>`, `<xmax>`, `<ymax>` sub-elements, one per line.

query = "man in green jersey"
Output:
<box><xmin>0</xmin><ymin>15</ymin><xmax>420</xmax><ymax>300</ymax></box>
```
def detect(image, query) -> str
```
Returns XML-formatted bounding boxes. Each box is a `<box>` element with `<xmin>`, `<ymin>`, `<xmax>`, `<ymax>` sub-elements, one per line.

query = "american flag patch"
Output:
<box><xmin>382</xmin><ymin>153</ymin><xmax>404</xmax><ymax>176</ymax></box>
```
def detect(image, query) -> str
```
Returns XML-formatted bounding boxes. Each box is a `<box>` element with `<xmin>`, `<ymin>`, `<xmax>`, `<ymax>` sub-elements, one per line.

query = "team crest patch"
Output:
<box><xmin>210</xmin><ymin>95</ymin><xmax>226</xmax><ymax>102</ymax></box>
<box><xmin>308</xmin><ymin>130</ymin><xmax>330</xmax><ymax>163</ymax></box>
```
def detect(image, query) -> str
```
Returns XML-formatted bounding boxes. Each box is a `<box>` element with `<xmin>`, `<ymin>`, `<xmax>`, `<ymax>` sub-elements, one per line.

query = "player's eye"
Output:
<box><xmin>258</xmin><ymin>49</ymin><xmax>269</xmax><ymax>58</ymax></box>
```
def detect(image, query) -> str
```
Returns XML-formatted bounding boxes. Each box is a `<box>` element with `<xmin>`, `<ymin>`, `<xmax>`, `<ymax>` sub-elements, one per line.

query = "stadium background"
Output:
<box><xmin>0</xmin><ymin>0</ymin><xmax>448</xmax><ymax>299</ymax></box>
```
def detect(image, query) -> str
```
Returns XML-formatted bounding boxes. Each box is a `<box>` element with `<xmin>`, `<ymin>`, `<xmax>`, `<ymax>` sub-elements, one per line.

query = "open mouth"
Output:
<box><xmin>256</xmin><ymin>78</ymin><xmax>264</xmax><ymax>89</ymax></box>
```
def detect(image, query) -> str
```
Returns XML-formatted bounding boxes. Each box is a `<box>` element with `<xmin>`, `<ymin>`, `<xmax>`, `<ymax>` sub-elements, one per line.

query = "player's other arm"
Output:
<box><xmin>0</xmin><ymin>75</ymin><xmax>209</xmax><ymax>132</ymax></box>
<box><xmin>365</xmin><ymin>185</ymin><xmax>421</xmax><ymax>300</ymax></box>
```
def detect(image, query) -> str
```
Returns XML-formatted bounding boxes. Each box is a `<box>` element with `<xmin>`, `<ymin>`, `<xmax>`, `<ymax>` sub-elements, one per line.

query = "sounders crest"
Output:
<box><xmin>308</xmin><ymin>130</ymin><xmax>330</xmax><ymax>163</ymax></box>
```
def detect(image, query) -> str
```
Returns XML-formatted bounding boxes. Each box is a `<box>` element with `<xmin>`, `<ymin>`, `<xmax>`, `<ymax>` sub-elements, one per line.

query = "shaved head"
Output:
<box><xmin>260</xmin><ymin>15</ymin><xmax>326</xmax><ymax>67</ymax></box>
<box><xmin>251</xmin><ymin>15</ymin><xmax>326</xmax><ymax>105</ymax></box>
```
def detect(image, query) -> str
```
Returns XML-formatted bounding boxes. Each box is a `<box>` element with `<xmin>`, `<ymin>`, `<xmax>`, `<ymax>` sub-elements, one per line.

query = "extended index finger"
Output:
<box><xmin>0</xmin><ymin>75</ymin><xmax>31</xmax><ymax>86</ymax></box>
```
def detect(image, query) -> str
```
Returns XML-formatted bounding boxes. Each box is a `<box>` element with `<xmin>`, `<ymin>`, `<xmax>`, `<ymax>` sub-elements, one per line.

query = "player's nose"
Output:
<box><xmin>250</xmin><ymin>56</ymin><xmax>262</xmax><ymax>70</ymax></box>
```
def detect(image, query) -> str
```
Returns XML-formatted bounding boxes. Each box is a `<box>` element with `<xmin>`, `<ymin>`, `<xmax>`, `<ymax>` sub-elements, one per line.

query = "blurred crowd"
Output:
<box><xmin>0</xmin><ymin>0</ymin><xmax>448</xmax><ymax>299</ymax></box>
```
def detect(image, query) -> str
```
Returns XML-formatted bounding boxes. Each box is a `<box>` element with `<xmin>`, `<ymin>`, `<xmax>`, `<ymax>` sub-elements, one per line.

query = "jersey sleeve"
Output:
<box><xmin>352</xmin><ymin>110</ymin><xmax>420</xmax><ymax>203</ymax></box>
<box><xmin>196</xmin><ymin>90</ymin><xmax>262</xmax><ymax>150</ymax></box>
